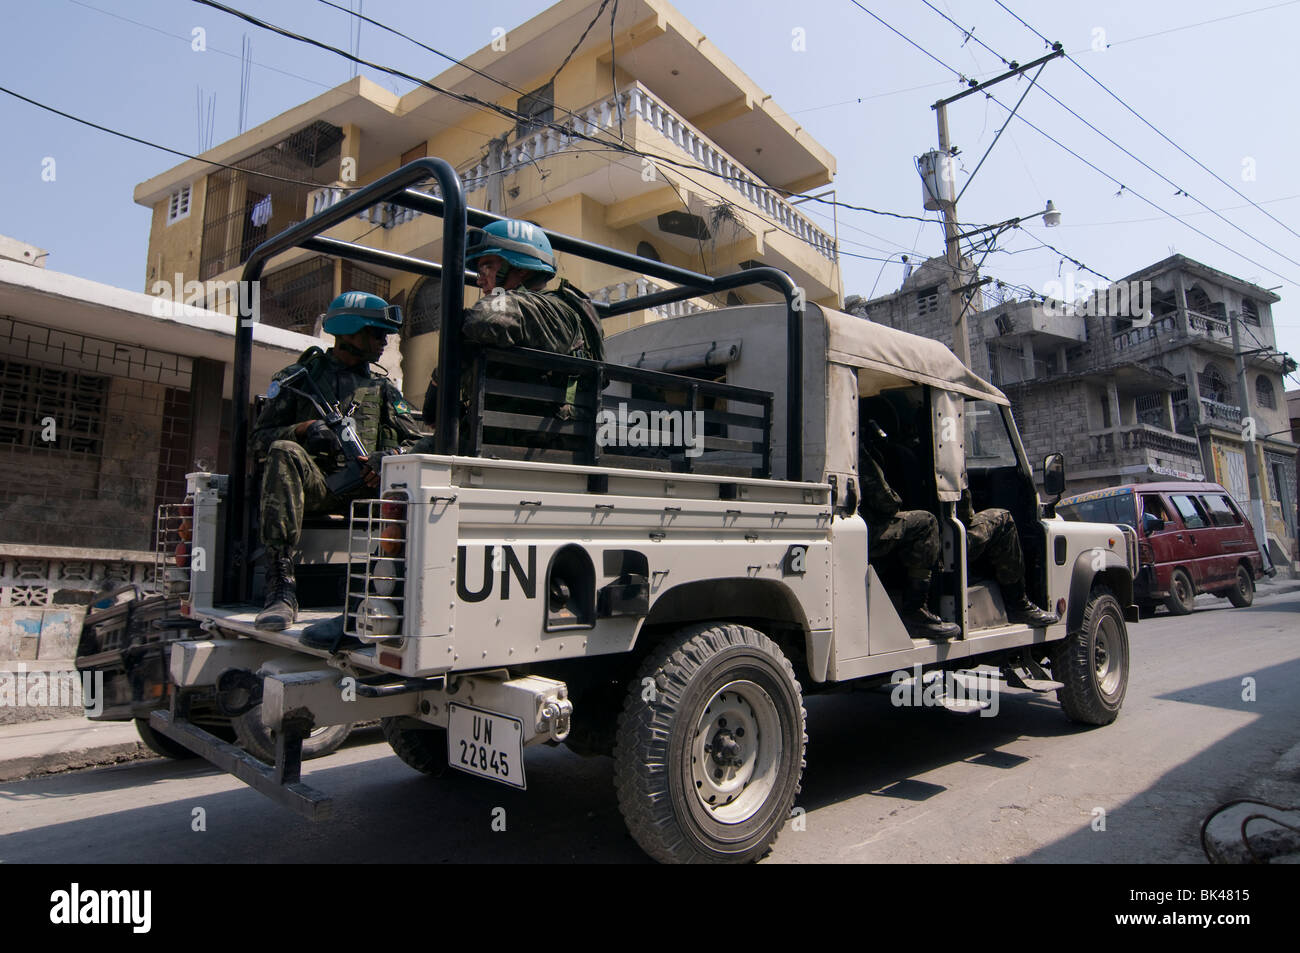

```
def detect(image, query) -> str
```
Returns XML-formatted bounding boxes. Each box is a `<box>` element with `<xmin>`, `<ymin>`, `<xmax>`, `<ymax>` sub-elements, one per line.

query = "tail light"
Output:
<box><xmin>348</xmin><ymin>490</ymin><xmax>409</xmax><ymax>644</ymax></box>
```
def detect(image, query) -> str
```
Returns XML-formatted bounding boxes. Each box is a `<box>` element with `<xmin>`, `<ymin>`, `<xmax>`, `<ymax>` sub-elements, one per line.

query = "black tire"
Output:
<box><xmin>613</xmin><ymin>623</ymin><xmax>806</xmax><ymax>864</ymax></box>
<box><xmin>1226</xmin><ymin>564</ymin><xmax>1256</xmax><ymax>608</ymax></box>
<box><xmin>1165</xmin><ymin>568</ymin><xmax>1196</xmax><ymax>615</ymax></box>
<box><xmin>381</xmin><ymin>716</ymin><xmax>451</xmax><ymax>777</ymax></box>
<box><xmin>233</xmin><ymin>704</ymin><xmax>352</xmax><ymax>765</ymax></box>
<box><xmin>1051</xmin><ymin>585</ymin><xmax>1129</xmax><ymax>726</ymax></box>
<box><xmin>135</xmin><ymin>717</ymin><xmax>197</xmax><ymax>760</ymax></box>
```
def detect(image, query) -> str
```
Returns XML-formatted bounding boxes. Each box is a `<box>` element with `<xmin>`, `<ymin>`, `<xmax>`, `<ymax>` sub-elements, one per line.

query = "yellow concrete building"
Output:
<box><xmin>132</xmin><ymin>0</ymin><xmax>840</xmax><ymax>401</ymax></box>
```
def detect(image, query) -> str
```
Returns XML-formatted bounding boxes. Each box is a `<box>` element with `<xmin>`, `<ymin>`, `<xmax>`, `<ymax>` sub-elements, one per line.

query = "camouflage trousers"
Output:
<box><xmin>966</xmin><ymin>507</ymin><xmax>1024</xmax><ymax>585</ymax></box>
<box><xmin>259</xmin><ymin>440</ymin><xmax>343</xmax><ymax>549</ymax></box>
<box><xmin>869</xmin><ymin>509</ymin><xmax>941</xmax><ymax>579</ymax></box>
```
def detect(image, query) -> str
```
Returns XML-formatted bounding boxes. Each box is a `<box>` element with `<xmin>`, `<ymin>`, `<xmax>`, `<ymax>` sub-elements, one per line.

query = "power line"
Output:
<box><xmin>994</xmin><ymin>1</ymin><xmax>1300</xmax><ymax>244</ymax></box>
<box><xmin>0</xmin><ymin>83</ymin><xmax>343</xmax><ymax>190</ymax></box>
<box><xmin>920</xmin><ymin>1</ymin><xmax>1300</xmax><ymax>280</ymax></box>
<box><xmin>850</xmin><ymin>2</ymin><xmax>1300</xmax><ymax>289</ymax></box>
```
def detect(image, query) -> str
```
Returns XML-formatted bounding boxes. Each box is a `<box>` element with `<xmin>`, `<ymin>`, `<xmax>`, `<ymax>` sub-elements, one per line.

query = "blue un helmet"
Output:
<box><xmin>322</xmin><ymin>291</ymin><xmax>403</xmax><ymax>337</ymax></box>
<box><xmin>465</xmin><ymin>219</ymin><xmax>556</xmax><ymax>277</ymax></box>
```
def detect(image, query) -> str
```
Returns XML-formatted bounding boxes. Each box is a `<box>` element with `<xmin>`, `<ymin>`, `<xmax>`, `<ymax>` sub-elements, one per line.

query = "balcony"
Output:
<box><xmin>1199</xmin><ymin>397</ymin><xmax>1242</xmax><ymax>428</ymax></box>
<box><xmin>1084</xmin><ymin>424</ymin><xmax>1203</xmax><ymax>473</ymax></box>
<box><xmin>589</xmin><ymin>278</ymin><xmax>710</xmax><ymax>321</ymax></box>
<box><xmin>458</xmin><ymin>83</ymin><xmax>838</xmax><ymax>261</ymax></box>
<box><xmin>1110</xmin><ymin>315</ymin><xmax>1177</xmax><ymax>356</ymax></box>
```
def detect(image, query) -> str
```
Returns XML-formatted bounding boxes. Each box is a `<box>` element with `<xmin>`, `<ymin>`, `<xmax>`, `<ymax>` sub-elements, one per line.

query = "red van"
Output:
<box><xmin>1057</xmin><ymin>482</ymin><xmax>1267</xmax><ymax>615</ymax></box>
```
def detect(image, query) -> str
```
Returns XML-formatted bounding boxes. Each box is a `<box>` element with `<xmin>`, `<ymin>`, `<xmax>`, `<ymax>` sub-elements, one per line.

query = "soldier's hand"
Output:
<box><xmin>302</xmin><ymin>420</ymin><xmax>343</xmax><ymax>459</ymax></box>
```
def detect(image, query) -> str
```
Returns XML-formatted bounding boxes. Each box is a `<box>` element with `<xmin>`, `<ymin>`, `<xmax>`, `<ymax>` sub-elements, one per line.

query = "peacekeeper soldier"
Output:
<box><xmin>957</xmin><ymin>492</ymin><xmax>1058</xmax><ymax>627</ymax></box>
<box><xmin>253</xmin><ymin>291</ymin><xmax>423</xmax><ymax>632</ymax></box>
<box><xmin>416</xmin><ymin>218</ymin><xmax>604</xmax><ymax>444</ymax></box>
<box><xmin>858</xmin><ymin>415</ymin><xmax>961</xmax><ymax>640</ymax></box>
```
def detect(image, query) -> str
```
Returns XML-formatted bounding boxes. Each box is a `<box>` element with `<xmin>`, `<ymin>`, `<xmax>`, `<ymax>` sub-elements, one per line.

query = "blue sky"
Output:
<box><xmin>2</xmin><ymin>0</ymin><xmax>1298</xmax><ymax>384</ymax></box>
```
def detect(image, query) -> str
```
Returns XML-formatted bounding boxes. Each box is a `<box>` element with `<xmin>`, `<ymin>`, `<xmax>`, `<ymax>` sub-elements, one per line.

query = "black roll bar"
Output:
<box><xmin>223</xmin><ymin>158</ymin><xmax>806</xmax><ymax>603</ymax></box>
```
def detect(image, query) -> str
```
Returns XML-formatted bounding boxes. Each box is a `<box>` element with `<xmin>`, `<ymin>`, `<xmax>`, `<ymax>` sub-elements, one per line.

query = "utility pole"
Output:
<box><xmin>931</xmin><ymin>45</ymin><xmax>1063</xmax><ymax>367</ymax></box>
<box><xmin>1230</xmin><ymin>310</ymin><xmax>1268</xmax><ymax>552</ymax></box>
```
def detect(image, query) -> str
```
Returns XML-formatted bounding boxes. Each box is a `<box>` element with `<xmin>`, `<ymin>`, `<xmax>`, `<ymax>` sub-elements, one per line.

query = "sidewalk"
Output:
<box><xmin>2</xmin><ymin>576</ymin><xmax>1297</xmax><ymax>784</ymax></box>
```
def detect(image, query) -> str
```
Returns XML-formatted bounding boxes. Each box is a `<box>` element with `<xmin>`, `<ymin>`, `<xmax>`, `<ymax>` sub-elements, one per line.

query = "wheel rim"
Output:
<box><xmin>1093</xmin><ymin>614</ymin><xmax>1125</xmax><ymax>699</ymax></box>
<box><xmin>1238</xmin><ymin>568</ymin><xmax>1253</xmax><ymax>599</ymax></box>
<box><xmin>1173</xmin><ymin>573</ymin><xmax>1192</xmax><ymax>608</ymax></box>
<box><xmin>690</xmin><ymin>680</ymin><xmax>782</xmax><ymax>824</ymax></box>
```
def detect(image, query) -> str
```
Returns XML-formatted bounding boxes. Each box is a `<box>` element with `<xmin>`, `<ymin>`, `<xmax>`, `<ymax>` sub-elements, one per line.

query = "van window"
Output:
<box><xmin>1202</xmin><ymin>494</ymin><xmax>1242</xmax><ymax>527</ymax></box>
<box><xmin>1141</xmin><ymin>494</ymin><xmax>1172</xmax><ymax>523</ymax></box>
<box><xmin>1058</xmin><ymin>494</ymin><xmax>1137</xmax><ymax>526</ymax></box>
<box><xmin>964</xmin><ymin>400</ymin><xmax>1017</xmax><ymax>468</ymax></box>
<box><xmin>1170</xmin><ymin>494</ymin><xmax>1208</xmax><ymax>529</ymax></box>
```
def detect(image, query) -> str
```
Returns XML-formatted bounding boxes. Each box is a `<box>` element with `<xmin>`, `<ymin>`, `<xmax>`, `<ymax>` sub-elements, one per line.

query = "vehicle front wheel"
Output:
<box><xmin>614</xmin><ymin>623</ymin><xmax>806</xmax><ymax>864</ymax></box>
<box><xmin>1226</xmin><ymin>564</ymin><xmax>1256</xmax><ymax>608</ymax></box>
<box><xmin>1051</xmin><ymin>585</ymin><xmax>1129</xmax><ymax>726</ymax></box>
<box><xmin>1165</xmin><ymin>568</ymin><xmax>1196</xmax><ymax>615</ymax></box>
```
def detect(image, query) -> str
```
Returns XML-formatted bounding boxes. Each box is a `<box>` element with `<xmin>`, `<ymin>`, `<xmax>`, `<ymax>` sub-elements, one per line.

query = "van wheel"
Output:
<box><xmin>1226</xmin><ymin>564</ymin><xmax>1255</xmax><ymax>608</ymax></box>
<box><xmin>1051</xmin><ymin>585</ymin><xmax>1129</xmax><ymax>726</ymax></box>
<box><xmin>233</xmin><ymin>705</ymin><xmax>352</xmax><ymax>764</ymax></box>
<box><xmin>614</xmin><ymin>624</ymin><xmax>806</xmax><ymax>864</ymax></box>
<box><xmin>1165</xmin><ymin>569</ymin><xmax>1195</xmax><ymax>615</ymax></box>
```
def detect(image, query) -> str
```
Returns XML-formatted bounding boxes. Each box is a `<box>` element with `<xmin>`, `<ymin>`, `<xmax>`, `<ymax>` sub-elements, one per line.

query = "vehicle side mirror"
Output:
<box><xmin>1142</xmin><ymin>512</ymin><xmax>1164</xmax><ymax>534</ymax></box>
<box><xmin>1043</xmin><ymin>453</ymin><xmax>1066</xmax><ymax>498</ymax></box>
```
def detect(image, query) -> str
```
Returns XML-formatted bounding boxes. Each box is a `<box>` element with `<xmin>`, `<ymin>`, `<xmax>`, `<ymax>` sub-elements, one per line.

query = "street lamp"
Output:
<box><xmin>954</xmin><ymin>202</ymin><xmax>1062</xmax><ymax>242</ymax></box>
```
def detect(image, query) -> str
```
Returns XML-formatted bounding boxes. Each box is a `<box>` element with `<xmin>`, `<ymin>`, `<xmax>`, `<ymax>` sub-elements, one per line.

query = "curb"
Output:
<box><xmin>0</xmin><ymin>741</ymin><xmax>151</xmax><ymax>783</ymax></box>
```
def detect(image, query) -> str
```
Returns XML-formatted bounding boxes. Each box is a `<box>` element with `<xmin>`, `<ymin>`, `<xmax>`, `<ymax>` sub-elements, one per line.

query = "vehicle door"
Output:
<box><xmin>1200</xmin><ymin>492</ymin><xmax>1257</xmax><ymax>579</ymax></box>
<box><xmin>1168</xmin><ymin>492</ymin><xmax>1214</xmax><ymax>589</ymax></box>
<box><xmin>1138</xmin><ymin>492</ymin><xmax>1181</xmax><ymax>593</ymax></box>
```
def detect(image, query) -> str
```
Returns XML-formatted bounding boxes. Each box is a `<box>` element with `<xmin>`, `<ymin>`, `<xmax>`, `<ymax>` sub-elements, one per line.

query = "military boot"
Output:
<box><xmin>255</xmin><ymin>547</ymin><xmax>298</xmax><ymax>631</ymax></box>
<box><xmin>900</xmin><ymin>577</ymin><xmax>960</xmax><ymax>640</ymax></box>
<box><xmin>1003</xmin><ymin>583</ymin><xmax>1059</xmax><ymax>627</ymax></box>
<box><xmin>300</xmin><ymin>614</ymin><xmax>363</xmax><ymax>653</ymax></box>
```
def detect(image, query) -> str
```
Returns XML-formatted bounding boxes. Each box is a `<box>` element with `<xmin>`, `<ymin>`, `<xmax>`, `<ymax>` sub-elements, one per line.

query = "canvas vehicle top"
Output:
<box><xmin>133</xmin><ymin>157</ymin><xmax>1139</xmax><ymax>864</ymax></box>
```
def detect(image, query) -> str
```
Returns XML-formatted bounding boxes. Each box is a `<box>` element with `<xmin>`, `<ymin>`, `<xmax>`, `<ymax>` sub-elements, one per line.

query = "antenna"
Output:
<box><xmin>196</xmin><ymin>86</ymin><xmax>217</xmax><ymax>152</ymax></box>
<box><xmin>238</xmin><ymin>34</ymin><xmax>253</xmax><ymax>135</ymax></box>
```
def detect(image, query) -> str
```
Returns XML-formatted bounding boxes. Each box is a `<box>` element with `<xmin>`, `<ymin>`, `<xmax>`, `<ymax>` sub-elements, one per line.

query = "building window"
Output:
<box><xmin>166</xmin><ymin>185</ymin><xmax>192</xmax><ymax>225</ymax></box>
<box><xmin>1241</xmin><ymin>298</ymin><xmax>1260</xmax><ymax>326</ymax></box>
<box><xmin>1198</xmin><ymin>364</ymin><xmax>1232</xmax><ymax>403</ymax></box>
<box><xmin>0</xmin><ymin>359</ymin><xmax>108</xmax><ymax>454</ymax></box>
<box><xmin>516</xmin><ymin>82</ymin><xmax>555</xmax><ymax>138</ymax></box>
<box><xmin>915</xmin><ymin>285</ymin><xmax>940</xmax><ymax>316</ymax></box>
<box><xmin>1256</xmin><ymin>375</ymin><xmax>1276</xmax><ymax>409</ymax></box>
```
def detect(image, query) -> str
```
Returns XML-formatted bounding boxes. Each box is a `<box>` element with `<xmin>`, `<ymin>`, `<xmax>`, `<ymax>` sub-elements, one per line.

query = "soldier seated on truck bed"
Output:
<box><xmin>252</xmin><ymin>292</ymin><xmax>423</xmax><ymax>632</ymax></box>
<box><xmin>413</xmin><ymin>218</ymin><xmax>605</xmax><ymax>451</ymax></box>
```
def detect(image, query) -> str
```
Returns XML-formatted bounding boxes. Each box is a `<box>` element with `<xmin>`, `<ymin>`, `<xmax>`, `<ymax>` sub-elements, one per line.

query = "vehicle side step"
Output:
<box><xmin>1002</xmin><ymin>655</ymin><xmax>1064</xmax><ymax>693</ymax></box>
<box><xmin>149</xmin><ymin>709</ymin><xmax>333</xmax><ymax>820</ymax></box>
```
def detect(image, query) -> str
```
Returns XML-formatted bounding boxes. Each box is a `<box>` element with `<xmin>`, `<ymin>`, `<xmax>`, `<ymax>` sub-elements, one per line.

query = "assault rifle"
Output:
<box><xmin>266</xmin><ymin>369</ymin><xmax>371</xmax><ymax>496</ymax></box>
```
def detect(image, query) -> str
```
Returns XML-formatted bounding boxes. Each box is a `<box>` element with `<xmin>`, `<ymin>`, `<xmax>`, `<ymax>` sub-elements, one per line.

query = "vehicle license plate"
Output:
<box><xmin>447</xmin><ymin>703</ymin><xmax>525</xmax><ymax>789</ymax></box>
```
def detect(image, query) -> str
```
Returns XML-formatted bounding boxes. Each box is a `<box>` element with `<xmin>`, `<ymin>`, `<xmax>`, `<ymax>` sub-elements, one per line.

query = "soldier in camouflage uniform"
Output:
<box><xmin>253</xmin><ymin>291</ymin><xmax>423</xmax><ymax>633</ymax></box>
<box><xmin>416</xmin><ymin>218</ymin><xmax>604</xmax><ymax>448</ymax></box>
<box><xmin>858</xmin><ymin>411</ymin><xmax>960</xmax><ymax>640</ymax></box>
<box><xmin>958</xmin><ymin>492</ymin><xmax>1058</xmax><ymax>626</ymax></box>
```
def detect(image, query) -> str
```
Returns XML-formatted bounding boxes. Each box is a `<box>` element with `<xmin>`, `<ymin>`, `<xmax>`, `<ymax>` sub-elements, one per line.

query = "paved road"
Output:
<box><xmin>1</xmin><ymin>591</ymin><xmax>1296</xmax><ymax>864</ymax></box>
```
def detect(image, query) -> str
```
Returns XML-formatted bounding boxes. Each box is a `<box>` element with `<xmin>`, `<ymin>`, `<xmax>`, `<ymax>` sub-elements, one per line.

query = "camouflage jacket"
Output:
<box><xmin>858</xmin><ymin>443</ymin><xmax>903</xmax><ymax>527</ymax></box>
<box><xmin>461</xmin><ymin>279</ymin><xmax>605</xmax><ymax>362</ymax></box>
<box><xmin>251</xmin><ymin>348</ymin><xmax>423</xmax><ymax>467</ymax></box>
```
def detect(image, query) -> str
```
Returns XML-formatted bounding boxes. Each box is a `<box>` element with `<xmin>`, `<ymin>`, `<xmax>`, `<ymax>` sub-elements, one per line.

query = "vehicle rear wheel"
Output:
<box><xmin>135</xmin><ymin>717</ymin><xmax>197</xmax><ymax>760</ymax></box>
<box><xmin>1226</xmin><ymin>564</ymin><xmax>1255</xmax><ymax>608</ymax></box>
<box><xmin>1051</xmin><ymin>585</ymin><xmax>1129</xmax><ymax>725</ymax></box>
<box><xmin>614</xmin><ymin>623</ymin><xmax>806</xmax><ymax>864</ymax></box>
<box><xmin>381</xmin><ymin>716</ymin><xmax>451</xmax><ymax>777</ymax></box>
<box><xmin>233</xmin><ymin>704</ymin><xmax>352</xmax><ymax>765</ymax></box>
<box><xmin>1165</xmin><ymin>568</ymin><xmax>1196</xmax><ymax>615</ymax></box>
